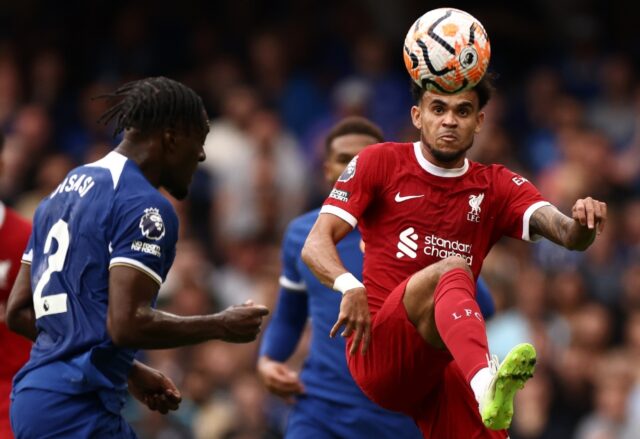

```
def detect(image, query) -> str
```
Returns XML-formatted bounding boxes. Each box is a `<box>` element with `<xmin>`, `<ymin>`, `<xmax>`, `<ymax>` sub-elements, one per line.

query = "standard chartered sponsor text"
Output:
<box><xmin>423</xmin><ymin>234</ymin><xmax>473</xmax><ymax>265</ymax></box>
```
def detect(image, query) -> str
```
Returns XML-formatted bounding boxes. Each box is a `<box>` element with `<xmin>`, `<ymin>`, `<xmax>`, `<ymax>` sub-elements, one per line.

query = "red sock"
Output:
<box><xmin>433</xmin><ymin>268</ymin><xmax>489</xmax><ymax>382</ymax></box>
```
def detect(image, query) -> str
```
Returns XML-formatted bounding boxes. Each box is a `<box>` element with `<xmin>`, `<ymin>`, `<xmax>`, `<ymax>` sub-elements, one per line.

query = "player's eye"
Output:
<box><xmin>337</xmin><ymin>155</ymin><xmax>353</xmax><ymax>164</ymax></box>
<box><xmin>432</xmin><ymin>106</ymin><xmax>444</xmax><ymax>114</ymax></box>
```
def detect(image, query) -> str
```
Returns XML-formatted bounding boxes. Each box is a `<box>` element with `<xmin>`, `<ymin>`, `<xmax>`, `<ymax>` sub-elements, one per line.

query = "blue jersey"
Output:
<box><xmin>261</xmin><ymin>208</ymin><xmax>370</xmax><ymax>405</ymax></box>
<box><xmin>13</xmin><ymin>151</ymin><xmax>177</xmax><ymax>413</ymax></box>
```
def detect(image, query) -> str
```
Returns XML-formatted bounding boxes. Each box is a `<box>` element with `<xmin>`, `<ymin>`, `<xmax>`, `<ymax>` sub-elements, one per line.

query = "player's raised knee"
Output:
<box><xmin>407</xmin><ymin>256</ymin><xmax>472</xmax><ymax>300</ymax></box>
<box><xmin>438</xmin><ymin>256</ymin><xmax>472</xmax><ymax>277</ymax></box>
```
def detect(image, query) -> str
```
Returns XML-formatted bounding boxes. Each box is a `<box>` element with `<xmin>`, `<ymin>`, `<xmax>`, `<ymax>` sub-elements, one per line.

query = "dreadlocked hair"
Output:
<box><xmin>96</xmin><ymin>76</ymin><xmax>208</xmax><ymax>138</ymax></box>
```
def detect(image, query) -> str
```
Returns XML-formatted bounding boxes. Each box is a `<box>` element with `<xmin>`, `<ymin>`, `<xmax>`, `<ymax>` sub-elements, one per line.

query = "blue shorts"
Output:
<box><xmin>285</xmin><ymin>394</ymin><xmax>422</xmax><ymax>439</ymax></box>
<box><xmin>10</xmin><ymin>388</ymin><xmax>137</xmax><ymax>439</ymax></box>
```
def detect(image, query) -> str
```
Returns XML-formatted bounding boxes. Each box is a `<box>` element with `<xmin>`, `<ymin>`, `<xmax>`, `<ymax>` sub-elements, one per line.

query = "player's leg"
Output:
<box><xmin>290</xmin><ymin>395</ymin><xmax>422</xmax><ymax>439</ymax></box>
<box><xmin>335</xmin><ymin>404</ymin><xmax>422</xmax><ymax>439</ymax></box>
<box><xmin>402</xmin><ymin>256</ymin><xmax>535</xmax><ymax>430</ymax></box>
<box><xmin>346</xmin><ymin>277</ymin><xmax>453</xmax><ymax>420</ymax></box>
<box><xmin>285</xmin><ymin>396</ymin><xmax>335</xmax><ymax>439</ymax></box>
<box><xmin>403</xmin><ymin>256</ymin><xmax>489</xmax><ymax>377</ymax></box>
<box><xmin>416</xmin><ymin>362</ymin><xmax>508</xmax><ymax>439</ymax></box>
<box><xmin>12</xmin><ymin>389</ymin><xmax>88</xmax><ymax>438</ymax></box>
<box><xmin>10</xmin><ymin>388</ymin><xmax>137</xmax><ymax>439</ymax></box>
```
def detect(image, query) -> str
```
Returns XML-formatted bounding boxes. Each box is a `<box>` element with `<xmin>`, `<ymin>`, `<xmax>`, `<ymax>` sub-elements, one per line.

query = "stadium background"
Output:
<box><xmin>1</xmin><ymin>1</ymin><xmax>639</xmax><ymax>438</ymax></box>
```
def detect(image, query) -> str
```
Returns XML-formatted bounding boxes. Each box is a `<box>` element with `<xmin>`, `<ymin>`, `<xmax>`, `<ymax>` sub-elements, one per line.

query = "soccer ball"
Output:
<box><xmin>403</xmin><ymin>8</ymin><xmax>491</xmax><ymax>93</ymax></box>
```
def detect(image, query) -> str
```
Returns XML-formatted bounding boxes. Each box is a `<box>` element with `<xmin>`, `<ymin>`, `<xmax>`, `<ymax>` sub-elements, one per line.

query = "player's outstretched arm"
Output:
<box><xmin>302</xmin><ymin>214</ymin><xmax>371</xmax><ymax>355</ymax></box>
<box><xmin>530</xmin><ymin>197</ymin><xmax>607</xmax><ymax>251</ymax></box>
<box><xmin>257</xmin><ymin>287</ymin><xmax>307</xmax><ymax>402</ymax></box>
<box><xmin>5</xmin><ymin>264</ymin><xmax>37</xmax><ymax>341</ymax></box>
<box><xmin>302</xmin><ymin>214</ymin><xmax>354</xmax><ymax>288</ymax></box>
<box><xmin>107</xmin><ymin>266</ymin><xmax>269</xmax><ymax>349</ymax></box>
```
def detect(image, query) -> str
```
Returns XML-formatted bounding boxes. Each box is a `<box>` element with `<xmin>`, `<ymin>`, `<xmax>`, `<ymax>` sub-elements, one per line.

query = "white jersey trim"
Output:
<box><xmin>279</xmin><ymin>275</ymin><xmax>307</xmax><ymax>292</ymax></box>
<box><xmin>522</xmin><ymin>201</ymin><xmax>552</xmax><ymax>242</ymax></box>
<box><xmin>0</xmin><ymin>201</ymin><xmax>5</xmax><ymax>229</ymax></box>
<box><xmin>320</xmin><ymin>205</ymin><xmax>358</xmax><ymax>228</ymax></box>
<box><xmin>87</xmin><ymin>151</ymin><xmax>128</xmax><ymax>189</ymax></box>
<box><xmin>413</xmin><ymin>142</ymin><xmax>469</xmax><ymax>177</ymax></box>
<box><xmin>21</xmin><ymin>249</ymin><xmax>33</xmax><ymax>263</ymax></box>
<box><xmin>110</xmin><ymin>256</ymin><xmax>162</xmax><ymax>285</ymax></box>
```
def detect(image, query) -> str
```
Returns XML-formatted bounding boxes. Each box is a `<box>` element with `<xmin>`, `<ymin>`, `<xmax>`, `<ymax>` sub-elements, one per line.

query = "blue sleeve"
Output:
<box><xmin>109</xmin><ymin>195</ymin><xmax>177</xmax><ymax>285</ymax></box>
<box><xmin>259</xmin><ymin>287</ymin><xmax>308</xmax><ymax>361</ymax></box>
<box><xmin>278</xmin><ymin>223</ymin><xmax>306</xmax><ymax>291</ymax></box>
<box><xmin>476</xmin><ymin>276</ymin><xmax>495</xmax><ymax>319</ymax></box>
<box><xmin>259</xmin><ymin>220</ymin><xmax>309</xmax><ymax>361</ymax></box>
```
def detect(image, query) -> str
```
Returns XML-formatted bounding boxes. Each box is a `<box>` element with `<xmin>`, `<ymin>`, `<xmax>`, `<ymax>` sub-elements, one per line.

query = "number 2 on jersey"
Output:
<box><xmin>33</xmin><ymin>219</ymin><xmax>69</xmax><ymax>319</ymax></box>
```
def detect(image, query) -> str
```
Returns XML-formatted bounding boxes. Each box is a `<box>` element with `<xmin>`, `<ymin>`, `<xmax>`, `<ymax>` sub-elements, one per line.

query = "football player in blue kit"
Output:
<box><xmin>257</xmin><ymin>116</ymin><xmax>495</xmax><ymax>438</ymax></box>
<box><xmin>6</xmin><ymin>77</ymin><xmax>269</xmax><ymax>438</ymax></box>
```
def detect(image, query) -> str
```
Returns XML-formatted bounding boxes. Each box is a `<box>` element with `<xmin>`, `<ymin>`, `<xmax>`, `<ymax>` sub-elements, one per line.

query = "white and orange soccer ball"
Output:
<box><xmin>403</xmin><ymin>8</ymin><xmax>491</xmax><ymax>93</ymax></box>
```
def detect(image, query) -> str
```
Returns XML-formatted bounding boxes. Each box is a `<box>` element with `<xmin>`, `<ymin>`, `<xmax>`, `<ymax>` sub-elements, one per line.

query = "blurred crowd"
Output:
<box><xmin>1</xmin><ymin>1</ymin><xmax>640</xmax><ymax>438</ymax></box>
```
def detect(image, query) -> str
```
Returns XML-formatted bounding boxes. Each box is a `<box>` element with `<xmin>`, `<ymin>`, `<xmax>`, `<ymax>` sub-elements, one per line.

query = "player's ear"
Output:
<box><xmin>162</xmin><ymin>128</ymin><xmax>178</xmax><ymax>152</ymax></box>
<box><xmin>474</xmin><ymin>111</ymin><xmax>485</xmax><ymax>134</ymax></box>
<box><xmin>411</xmin><ymin>105</ymin><xmax>422</xmax><ymax>130</ymax></box>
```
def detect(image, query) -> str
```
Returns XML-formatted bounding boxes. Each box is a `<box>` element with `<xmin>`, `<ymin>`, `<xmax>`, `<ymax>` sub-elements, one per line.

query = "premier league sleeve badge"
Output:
<box><xmin>139</xmin><ymin>207</ymin><xmax>166</xmax><ymax>240</ymax></box>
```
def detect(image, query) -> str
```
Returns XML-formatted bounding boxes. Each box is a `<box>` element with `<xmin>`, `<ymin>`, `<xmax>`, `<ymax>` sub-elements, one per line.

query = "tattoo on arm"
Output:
<box><xmin>530</xmin><ymin>206</ymin><xmax>575</xmax><ymax>247</ymax></box>
<box><xmin>530</xmin><ymin>205</ymin><xmax>596</xmax><ymax>250</ymax></box>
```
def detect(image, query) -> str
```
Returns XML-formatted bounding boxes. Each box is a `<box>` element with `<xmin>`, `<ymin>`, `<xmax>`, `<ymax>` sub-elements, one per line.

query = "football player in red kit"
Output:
<box><xmin>302</xmin><ymin>77</ymin><xmax>607</xmax><ymax>438</ymax></box>
<box><xmin>0</xmin><ymin>133</ymin><xmax>32</xmax><ymax>439</ymax></box>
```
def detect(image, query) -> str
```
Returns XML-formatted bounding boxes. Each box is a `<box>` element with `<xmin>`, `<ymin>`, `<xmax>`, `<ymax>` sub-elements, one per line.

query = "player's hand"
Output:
<box><xmin>128</xmin><ymin>361</ymin><xmax>181</xmax><ymax>414</ymax></box>
<box><xmin>257</xmin><ymin>356</ymin><xmax>305</xmax><ymax>403</ymax></box>
<box><xmin>572</xmin><ymin>197</ymin><xmax>607</xmax><ymax>234</ymax></box>
<box><xmin>330</xmin><ymin>288</ymin><xmax>371</xmax><ymax>355</ymax></box>
<box><xmin>217</xmin><ymin>300</ymin><xmax>270</xmax><ymax>343</ymax></box>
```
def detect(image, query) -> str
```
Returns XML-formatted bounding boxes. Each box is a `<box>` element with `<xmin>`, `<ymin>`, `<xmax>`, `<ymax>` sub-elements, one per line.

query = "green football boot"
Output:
<box><xmin>480</xmin><ymin>343</ymin><xmax>536</xmax><ymax>430</ymax></box>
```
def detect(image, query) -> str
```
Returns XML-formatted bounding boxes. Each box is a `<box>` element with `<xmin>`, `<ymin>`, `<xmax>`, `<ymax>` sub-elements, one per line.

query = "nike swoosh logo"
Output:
<box><xmin>395</xmin><ymin>193</ymin><xmax>424</xmax><ymax>202</ymax></box>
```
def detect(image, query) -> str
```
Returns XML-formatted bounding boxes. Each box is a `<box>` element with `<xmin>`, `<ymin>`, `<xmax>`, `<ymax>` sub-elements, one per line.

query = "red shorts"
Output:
<box><xmin>347</xmin><ymin>277</ymin><xmax>507</xmax><ymax>439</ymax></box>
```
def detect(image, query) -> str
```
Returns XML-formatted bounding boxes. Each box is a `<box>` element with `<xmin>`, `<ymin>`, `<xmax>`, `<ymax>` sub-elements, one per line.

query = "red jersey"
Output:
<box><xmin>322</xmin><ymin>142</ymin><xmax>549</xmax><ymax>315</ymax></box>
<box><xmin>0</xmin><ymin>202</ymin><xmax>32</xmax><ymax>381</ymax></box>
